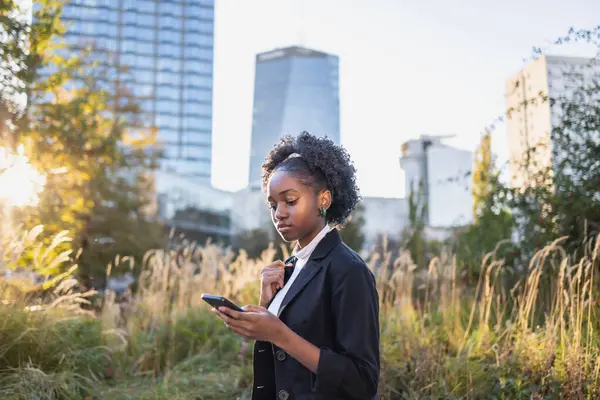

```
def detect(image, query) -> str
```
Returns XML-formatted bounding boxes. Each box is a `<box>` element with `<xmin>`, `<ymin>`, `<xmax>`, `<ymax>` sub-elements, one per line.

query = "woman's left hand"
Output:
<box><xmin>212</xmin><ymin>305</ymin><xmax>287</xmax><ymax>344</ymax></box>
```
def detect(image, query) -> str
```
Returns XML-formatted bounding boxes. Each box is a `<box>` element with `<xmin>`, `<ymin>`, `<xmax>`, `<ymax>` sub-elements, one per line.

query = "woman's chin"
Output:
<box><xmin>277</xmin><ymin>230</ymin><xmax>298</xmax><ymax>243</ymax></box>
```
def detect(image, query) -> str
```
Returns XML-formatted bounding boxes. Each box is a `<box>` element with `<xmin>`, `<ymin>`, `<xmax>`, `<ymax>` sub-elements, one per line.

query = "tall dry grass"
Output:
<box><xmin>1</xmin><ymin>226</ymin><xmax>600</xmax><ymax>399</ymax></box>
<box><xmin>0</xmin><ymin>226</ymin><xmax>105</xmax><ymax>400</ymax></box>
<box><xmin>373</xmin><ymin>234</ymin><xmax>600</xmax><ymax>398</ymax></box>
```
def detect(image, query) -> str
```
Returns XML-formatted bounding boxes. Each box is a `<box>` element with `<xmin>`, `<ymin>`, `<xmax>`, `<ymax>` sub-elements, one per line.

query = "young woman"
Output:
<box><xmin>213</xmin><ymin>132</ymin><xmax>380</xmax><ymax>399</ymax></box>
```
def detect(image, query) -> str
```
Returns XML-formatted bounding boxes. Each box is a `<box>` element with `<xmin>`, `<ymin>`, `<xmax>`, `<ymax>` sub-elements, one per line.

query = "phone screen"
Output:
<box><xmin>201</xmin><ymin>294</ymin><xmax>245</xmax><ymax>312</ymax></box>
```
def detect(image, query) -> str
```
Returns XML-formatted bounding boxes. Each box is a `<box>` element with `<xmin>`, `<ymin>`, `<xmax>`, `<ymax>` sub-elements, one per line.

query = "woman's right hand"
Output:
<box><xmin>260</xmin><ymin>260</ymin><xmax>286</xmax><ymax>307</ymax></box>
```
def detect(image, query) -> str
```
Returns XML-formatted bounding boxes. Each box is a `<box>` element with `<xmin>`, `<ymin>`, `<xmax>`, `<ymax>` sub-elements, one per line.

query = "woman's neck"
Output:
<box><xmin>297</xmin><ymin>222</ymin><xmax>327</xmax><ymax>249</ymax></box>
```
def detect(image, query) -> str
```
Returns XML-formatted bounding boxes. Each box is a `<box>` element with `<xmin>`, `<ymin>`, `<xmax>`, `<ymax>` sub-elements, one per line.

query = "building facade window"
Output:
<box><xmin>63</xmin><ymin>0</ymin><xmax>214</xmax><ymax>181</ymax></box>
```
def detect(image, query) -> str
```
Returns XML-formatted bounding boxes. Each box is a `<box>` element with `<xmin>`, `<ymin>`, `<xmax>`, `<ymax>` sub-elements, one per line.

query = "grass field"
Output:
<box><xmin>1</xmin><ymin>230</ymin><xmax>599</xmax><ymax>399</ymax></box>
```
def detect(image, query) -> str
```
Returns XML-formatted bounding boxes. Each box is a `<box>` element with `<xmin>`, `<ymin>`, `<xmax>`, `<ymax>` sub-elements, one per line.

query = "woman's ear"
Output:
<box><xmin>319</xmin><ymin>189</ymin><xmax>332</xmax><ymax>210</ymax></box>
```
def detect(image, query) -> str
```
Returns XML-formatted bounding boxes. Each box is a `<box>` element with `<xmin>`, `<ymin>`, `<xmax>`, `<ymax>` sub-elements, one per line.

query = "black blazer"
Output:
<box><xmin>252</xmin><ymin>229</ymin><xmax>380</xmax><ymax>400</ymax></box>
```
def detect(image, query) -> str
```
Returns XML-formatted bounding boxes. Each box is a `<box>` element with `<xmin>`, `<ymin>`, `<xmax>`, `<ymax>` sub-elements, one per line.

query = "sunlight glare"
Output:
<box><xmin>0</xmin><ymin>145</ymin><xmax>46</xmax><ymax>207</ymax></box>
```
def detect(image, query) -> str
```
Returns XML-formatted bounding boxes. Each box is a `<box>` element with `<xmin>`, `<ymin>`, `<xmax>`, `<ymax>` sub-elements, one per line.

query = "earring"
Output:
<box><xmin>319</xmin><ymin>207</ymin><xmax>327</xmax><ymax>218</ymax></box>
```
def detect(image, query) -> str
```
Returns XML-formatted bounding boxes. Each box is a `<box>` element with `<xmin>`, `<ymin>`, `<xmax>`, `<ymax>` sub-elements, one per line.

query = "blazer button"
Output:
<box><xmin>276</xmin><ymin>349</ymin><xmax>286</xmax><ymax>361</ymax></box>
<box><xmin>278</xmin><ymin>389</ymin><xmax>290</xmax><ymax>400</ymax></box>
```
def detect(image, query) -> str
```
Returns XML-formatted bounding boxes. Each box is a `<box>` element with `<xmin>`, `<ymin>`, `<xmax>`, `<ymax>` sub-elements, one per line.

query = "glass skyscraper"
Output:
<box><xmin>61</xmin><ymin>0</ymin><xmax>214</xmax><ymax>181</ymax></box>
<box><xmin>248</xmin><ymin>46</ymin><xmax>340</xmax><ymax>187</ymax></box>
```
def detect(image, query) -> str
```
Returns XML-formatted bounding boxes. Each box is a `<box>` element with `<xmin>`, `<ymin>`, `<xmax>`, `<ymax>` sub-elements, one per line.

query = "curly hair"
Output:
<box><xmin>261</xmin><ymin>131</ymin><xmax>361</xmax><ymax>226</ymax></box>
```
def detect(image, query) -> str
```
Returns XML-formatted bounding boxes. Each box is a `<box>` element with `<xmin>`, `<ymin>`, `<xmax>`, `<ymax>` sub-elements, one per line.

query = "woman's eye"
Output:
<box><xmin>269</xmin><ymin>204</ymin><xmax>277</xmax><ymax>210</ymax></box>
<box><xmin>286</xmin><ymin>199</ymin><xmax>297</xmax><ymax>206</ymax></box>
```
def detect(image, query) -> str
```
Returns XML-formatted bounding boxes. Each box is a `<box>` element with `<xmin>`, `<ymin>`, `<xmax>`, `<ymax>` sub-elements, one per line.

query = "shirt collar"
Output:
<box><xmin>293</xmin><ymin>224</ymin><xmax>333</xmax><ymax>262</ymax></box>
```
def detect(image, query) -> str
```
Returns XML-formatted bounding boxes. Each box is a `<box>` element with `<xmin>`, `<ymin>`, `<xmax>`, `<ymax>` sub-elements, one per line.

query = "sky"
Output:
<box><xmin>210</xmin><ymin>0</ymin><xmax>598</xmax><ymax>198</ymax></box>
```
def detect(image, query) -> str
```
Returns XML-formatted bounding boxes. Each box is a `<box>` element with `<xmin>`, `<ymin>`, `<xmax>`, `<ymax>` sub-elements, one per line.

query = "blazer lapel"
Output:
<box><xmin>277</xmin><ymin>260</ymin><xmax>322</xmax><ymax>317</ymax></box>
<box><xmin>266</xmin><ymin>255</ymin><xmax>297</xmax><ymax>309</ymax></box>
<box><xmin>276</xmin><ymin>229</ymin><xmax>342</xmax><ymax>317</ymax></box>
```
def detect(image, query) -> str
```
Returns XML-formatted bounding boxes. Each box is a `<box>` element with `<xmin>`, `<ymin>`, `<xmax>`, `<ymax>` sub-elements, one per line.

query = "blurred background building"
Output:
<box><xmin>52</xmin><ymin>2</ymin><xmax>474</xmax><ymax>251</ymax></box>
<box><xmin>248</xmin><ymin>46</ymin><xmax>341</xmax><ymax>189</ymax></box>
<box><xmin>360</xmin><ymin>196</ymin><xmax>408</xmax><ymax>251</ymax></box>
<box><xmin>399</xmin><ymin>134</ymin><xmax>473</xmax><ymax>229</ymax></box>
<box><xmin>505</xmin><ymin>54</ymin><xmax>600</xmax><ymax>189</ymax></box>
<box><xmin>62</xmin><ymin>0</ymin><xmax>215</xmax><ymax>181</ymax></box>
<box><xmin>61</xmin><ymin>0</ymin><xmax>221</xmax><ymax>240</ymax></box>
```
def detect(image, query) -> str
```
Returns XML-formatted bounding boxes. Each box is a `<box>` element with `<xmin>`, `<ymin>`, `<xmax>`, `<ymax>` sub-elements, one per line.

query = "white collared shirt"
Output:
<box><xmin>267</xmin><ymin>224</ymin><xmax>333</xmax><ymax>315</ymax></box>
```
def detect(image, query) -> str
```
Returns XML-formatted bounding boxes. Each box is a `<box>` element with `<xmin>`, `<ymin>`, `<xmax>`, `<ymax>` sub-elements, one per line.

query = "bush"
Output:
<box><xmin>0</xmin><ymin>306</ymin><xmax>108</xmax><ymax>399</ymax></box>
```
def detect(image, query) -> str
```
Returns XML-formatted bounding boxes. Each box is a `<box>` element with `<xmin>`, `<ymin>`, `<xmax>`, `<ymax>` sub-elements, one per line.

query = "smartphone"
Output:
<box><xmin>201</xmin><ymin>293</ymin><xmax>245</xmax><ymax>312</ymax></box>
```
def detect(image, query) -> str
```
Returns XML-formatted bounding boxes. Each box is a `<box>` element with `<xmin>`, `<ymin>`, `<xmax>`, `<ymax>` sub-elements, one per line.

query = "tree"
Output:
<box><xmin>1</xmin><ymin>0</ymin><xmax>166</xmax><ymax>283</ymax></box>
<box><xmin>401</xmin><ymin>182</ymin><xmax>427</xmax><ymax>268</ymax></box>
<box><xmin>451</xmin><ymin>133</ymin><xmax>514</xmax><ymax>281</ymax></box>
<box><xmin>232</xmin><ymin>228</ymin><xmax>271</xmax><ymax>259</ymax></box>
<box><xmin>472</xmin><ymin>130</ymin><xmax>493</xmax><ymax>221</ymax></box>
<box><xmin>453</xmin><ymin>38</ymin><xmax>600</xmax><ymax>279</ymax></box>
<box><xmin>503</xmin><ymin>76</ymin><xmax>600</xmax><ymax>257</ymax></box>
<box><xmin>339</xmin><ymin>201</ymin><xmax>366</xmax><ymax>252</ymax></box>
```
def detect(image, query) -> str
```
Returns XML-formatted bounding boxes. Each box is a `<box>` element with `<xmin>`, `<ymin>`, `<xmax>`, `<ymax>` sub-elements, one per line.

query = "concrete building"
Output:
<box><xmin>228</xmin><ymin>189</ymin><xmax>409</xmax><ymax>253</ymax></box>
<box><xmin>505</xmin><ymin>54</ymin><xmax>600</xmax><ymax>189</ymax></box>
<box><xmin>360</xmin><ymin>196</ymin><xmax>408</xmax><ymax>251</ymax></box>
<box><xmin>155</xmin><ymin>170</ymin><xmax>232</xmax><ymax>244</ymax></box>
<box><xmin>229</xmin><ymin>187</ymin><xmax>272</xmax><ymax>237</ymax></box>
<box><xmin>399</xmin><ymin>135</ymin><xmax>473</xmax><ymax>228</ymax></box>
<box><xmin>248</xmin><ymin>46</ymin><xmax>340</xmax><ymax>187</ymax></box>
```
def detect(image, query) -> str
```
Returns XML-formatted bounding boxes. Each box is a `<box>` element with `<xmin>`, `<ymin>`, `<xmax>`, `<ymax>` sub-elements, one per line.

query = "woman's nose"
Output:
<box><xmin>275</xmin><ymin>204</ymin><xmax>288</xmax><ymax>220</ymax></box>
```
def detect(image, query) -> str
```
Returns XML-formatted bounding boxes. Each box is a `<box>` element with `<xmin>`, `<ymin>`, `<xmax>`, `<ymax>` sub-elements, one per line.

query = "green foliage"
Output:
<box><xmin>472</xmin><ymin>130</ymin><xmax>493</xmax><ymax>221</ymax></box>
<box><xmin>503</xmin><ymin>80</ymin><xmax>600</xmax><ymax>257</ymax></box>
<box><xmin>0</xmin><ymin>225</ymin><xmax>84</xmax><ymax>299</ymax></box>
<box><xmin>402</xmin><ymin>181</ymin><xmax>427</xmax><ymax>268</ymax></box>
<box><xmin>0</xmin><ymin>306</ymin><xmax>109</xmax><ymax>399</ymax></box>
<box><xmin>0</xmin><ymin>303</ymin><xmax>252</xmax><ymax>400</ymax></box>
<box><xmin>453</xmin><ymin>133</ymin><xmax>515</xmax><ymax>280</ymax></box>
<box><xmin>122</xmin><ymin>308</ymin><xmax>250</xmax><ymax>377</ymax></box>
<box><xmin>1</xmin><ymin>0</ymin><xmax>166</xmax><ymax>282</ymax></box>
<box><xmin>2</xmin><ymin>224</ymin><xmax>600</xmax><ymax>399</ymax></box>
<box><xmin>95</xmin><ymin>367</ymin><xmax>251</xmax><ymax>400</ymax></box>
<box><xmin>339</xmin><ymin>201</ymin><xmax>366</xmax><ymax>251</ymax></box>
<box><xmin>233</xmin><ymin>228</ymin><xmax>271</xmax><ymax>259</ymax></box>
<box><xmin>454</xmin><ymin>45</ymin><xmax>599</xmax><ymax>277</ymax></box>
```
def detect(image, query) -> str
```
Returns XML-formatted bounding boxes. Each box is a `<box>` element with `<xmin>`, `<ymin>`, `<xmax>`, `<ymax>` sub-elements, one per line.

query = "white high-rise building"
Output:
<box><xmin>399</xmin><ymin>135</ymin><xmax>473</xmax><ymax>228</ymax></box>
<box><xmin>505</xmin><ymin>55</ymin><xmax>600</xmax><ymax>189</ymax></box>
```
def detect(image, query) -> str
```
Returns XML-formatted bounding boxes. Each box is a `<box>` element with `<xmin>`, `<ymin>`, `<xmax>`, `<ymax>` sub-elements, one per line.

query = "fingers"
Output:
<box><xmin>262</xmin><ymin>266</ymin><xmax>285</xmax><ymax>291</ymax></box>
<box><xmin>211</xmin><ymin>308</ymin><xmax>228</xmax><ymax>325</ymax></box>
<box><xmin>263</xmin><ymin>271</ymin><xmax>284</xmax><ymax>281</ymax></box>
<box><xmin>261</xmin><ymin>261</ymin><xmax>286</xmax><ymax>274</ymax></box>
<box><xmin>270</xmin><ymin>260</ymin><xmax>286</xmax><ymax>268</ymax></box>
<box><xmin>244</xmin><ymin>305</ymin><xmax>267</xmax><ymax>313</ymax></box>
<box><xmin>263</xmin><ymin>274</ymin><xmax>284</xmax><ymax>289</ymax></box>
<box><xmin>213</xmin><ymin>307</ymin><xmax>250</xmax><ymax>329</ymax></box>
<box><xmin>219</xmin><ymin>305</ymin><xmax>268</xmax><ymax>321</ymax></box>
<box><xmin>218</xmin><ymin>306</ymin><xmax>247</xmax><ymax>321</ymax></box>
<box><xmin>229</xmin><ymin>325</ymin><xmax>252</xmax><ymax>339</ymax></box>
<box><xmin>212</xmin><ymin>306</ymin><xmax>272</xmax><ymax>341</ymax></box>
<box><xmin>261</xmin><ymin>268</ymin><xmax>285</xmax><ymax>278</ymax></box>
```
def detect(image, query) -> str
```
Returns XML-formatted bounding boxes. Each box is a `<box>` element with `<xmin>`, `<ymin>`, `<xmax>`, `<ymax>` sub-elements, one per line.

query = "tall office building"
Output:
<box><xmin>505</xmin><ymin>55</ymin><xmax>600</xmax><ymax>189</ymax></box>
<box><xmin>248</xmin><ymin>46</ymin><xmax>340</xmax><ymax>188</ymax></box>
<box><xmin>399</xmin><ymin>135</ymin><xmax>473</xmax><ymax>228</ymax></box>
<box><xmin>62</xmin><ymin>0</ymin><xmax>215</xmax><ymax>181</ymax></box>
<box><xmin>60</xmin><ymin>0</ymin><xmax>228</xmax><ymax>242</ymax></box>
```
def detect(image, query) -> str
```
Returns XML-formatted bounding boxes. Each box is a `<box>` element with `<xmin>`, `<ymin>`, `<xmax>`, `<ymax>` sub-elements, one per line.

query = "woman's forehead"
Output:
<box><xmin>267</xmin><ymin>170</ymin><xmax>310</xmax><ymax>196</ymax></box>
